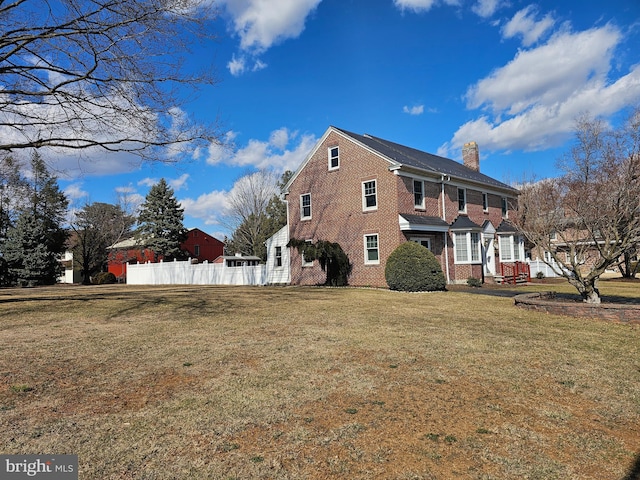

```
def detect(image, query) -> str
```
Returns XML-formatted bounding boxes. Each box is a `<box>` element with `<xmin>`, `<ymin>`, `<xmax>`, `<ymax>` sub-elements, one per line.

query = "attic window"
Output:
<box><xmin>328</xmin><ymin>146</ymin><xmax>339</xmax><ymax>170</ymax></box>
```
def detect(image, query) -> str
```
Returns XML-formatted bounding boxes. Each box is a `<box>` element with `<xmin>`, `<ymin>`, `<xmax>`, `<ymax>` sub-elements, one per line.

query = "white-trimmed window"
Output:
<box><xmin>501</xmin><ymin>197</ymin><xmax>508</xmax><ymax>218</ymax></box>
<box><xmin>364</xmin><ymin>234</ymin><xmax>379</xmax><ymax>264</ymax></box>
<box><xmin>499</xmin><ymin>234</ymin><xmax>522</xmax><ymax>262</ymax></box>
<box><xmin>453</xmin><ymin>231</ymin><xmax>481</xmax><ymax>263</ymax></box>
<box><xmin>328</xmin><ymin>146</ymin><xmax>339</xmax><ymax>170</ymax></box>
<box><xmin>275</xmin><ymin>246</ymin><xmax>282</xmax><ymax>267</ymax></box>
<box><xmin>458</xmin><ymin>188</ymin><xmax>467</xmax><ymax>213</ymax></box>
<box><xmin>482</xmin><ymin>193</ymin><xmax>489</xmax><ymax>212</ymax></box>
<box><xmin>300</xmin><ymin>193</ymin><xmax>311</xmax><ymax>220</ymax></box>
<box><xmin>413</xmin><ymin>180</ymin><xmax>424</xmax><ymax>209</ymax></box>
<box><xmin>362</xmin><ymin>180</ymin><xmax>377</xmax><ymax>211</ymax></box>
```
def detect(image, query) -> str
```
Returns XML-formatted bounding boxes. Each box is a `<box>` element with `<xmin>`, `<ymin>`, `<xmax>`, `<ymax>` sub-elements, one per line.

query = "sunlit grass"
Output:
<box><xmin>0</xmin><ymin>282</ymin><xmax>638</xmax><ymax>479</ymax></box>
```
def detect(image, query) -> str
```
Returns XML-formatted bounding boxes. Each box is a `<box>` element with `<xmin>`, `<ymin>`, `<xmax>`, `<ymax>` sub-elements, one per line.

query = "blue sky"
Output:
<box><xmin>51</xmin><ymin>0</ymin><xmax>640</xmax><ymax>240</ymax></box>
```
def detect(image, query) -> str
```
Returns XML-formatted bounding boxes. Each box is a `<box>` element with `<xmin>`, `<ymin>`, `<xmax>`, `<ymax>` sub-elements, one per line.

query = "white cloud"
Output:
<box><xmin>138</xmin><ymin>177</ymin><xmax>158</xmax><ymax>188</ymax></box>
<box><xmin>467</xmin><ymin>25</ymin><xmax>621</xmax><ymax>114</ymax></box>
<box><xmin>222</xmin><ymin>0</ymin><xmax>318</xmax><ymax>75</ymax></box>
<box><xmin>501</xmin><ymin>6</ymin><xmax>555</xmax><ymax>46</ymax></box>
<box><xmin>440</xmin><ymin>24</ymin><xmax>640</xmax><ymax>156</ymax></box>
<box><xmin>227</xmin><ymin>55</ymin><xmax>246</xmax><ymax>76</ymax></box>
<box><xmin>211</xmin><ymin>127</ymin><xmax>317</xmax><ymax>173</ymax></box>
<box><xmin>253</xmin><ymin>59</ymin><xmax>268</xmax><ymax>72</ymax></box>
<box><xmin>471</xmin><ymin>0</ymin><xmax>506</xmax><ymax>18</ymax></box>
<box><xmin>393</xmin><ymin>0</ymin><xmax>437</xmax><ymax>12</ymax></box>
<box><xmin>403</xmin><ymin>104</ymin><xmax>425</xmax><ymax>115</ymax></box>
<box><xmin>180</xmin><ymin>190</ymin><xmax>230</xmax><ymax>227</ymax></box>
<box><xmin>170</xmin><ymin>173</ymin><xmax>190</xmax><ymax>191</ymax></box>
<box><xmin>393</xmin><ymin>0</ymin><xmax>461</xmax><ymax>13</ymax></box>
<box><xmin>137</xmin><ymin>174</ymin><xmax>189</xmax><ymax>191</ymax></box>
<box><xmin>205</xmin><ymin>131</ymin><xmax>237</xmax><ymax>165</ymax></box>
<box><xmin>64</xmin><ymin>182</ymin><xmax>89</xmax><ymax>201</ymax></box>
<box><xmin>223</xmin><ymin>0</ymin><xmax>322</xmax><ymax>53</ymax></box>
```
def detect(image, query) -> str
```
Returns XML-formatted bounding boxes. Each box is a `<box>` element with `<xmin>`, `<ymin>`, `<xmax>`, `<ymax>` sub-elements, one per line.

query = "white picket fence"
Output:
<box><xmin>527</xmin><ymin>259</ymin><xmax>566</xmax><ymax>278</ymax></box>
<box><xmin>127</xmin><ymin>259</ymin><xmax>266</xmax><ymax>286</ymax></box>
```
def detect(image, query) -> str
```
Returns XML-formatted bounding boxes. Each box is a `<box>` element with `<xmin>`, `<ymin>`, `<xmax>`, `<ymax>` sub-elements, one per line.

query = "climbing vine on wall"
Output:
<box><xmin>288</xmin><ymin>238</ymin><xmax>352</xmax><ymax>286</ymax></box>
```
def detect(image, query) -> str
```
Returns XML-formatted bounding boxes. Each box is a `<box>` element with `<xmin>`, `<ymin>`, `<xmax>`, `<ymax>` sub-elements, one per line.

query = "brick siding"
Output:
<box><xmin>286</xmin><ymin>129</ymin><xmax>518</xmax><ymax>287</ymax></box>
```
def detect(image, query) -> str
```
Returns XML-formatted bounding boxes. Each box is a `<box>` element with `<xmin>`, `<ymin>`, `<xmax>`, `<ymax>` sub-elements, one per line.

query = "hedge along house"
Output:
<box><xmin>278</xmin><ymin>126</ymin><xmax>522</xmax><ymax>287</ymax></box>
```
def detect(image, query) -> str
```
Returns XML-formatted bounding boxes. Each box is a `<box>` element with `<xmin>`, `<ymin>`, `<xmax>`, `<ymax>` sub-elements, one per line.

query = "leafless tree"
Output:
<box><xmin>223</xmin><ymin>169</ymin><xmax>280</xmax><ymax>258</ymax></box>
<box><xmin>515</xmin><ymin>108</ymin><xmax>640</xmax><ymax>303</ymax></box>
<box><xmin>1</xmin><ymin>0</ymin><xmax>220</xmax><ymax>161</ymax></box>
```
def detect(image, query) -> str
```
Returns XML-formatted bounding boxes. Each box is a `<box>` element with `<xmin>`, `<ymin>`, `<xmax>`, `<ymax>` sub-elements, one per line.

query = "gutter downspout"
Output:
<box><xmin>441</xmin><ymin>175</ymin><xmax>451</xmax><ymax>284</ymax></box>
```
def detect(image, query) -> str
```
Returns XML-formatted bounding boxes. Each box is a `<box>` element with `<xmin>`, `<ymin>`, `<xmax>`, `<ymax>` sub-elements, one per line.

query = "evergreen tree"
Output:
<box><xmin>2</xmin><ymin>151</ymin><xmax>68</xmax><ymax>286</ymax></box>
<box><xmin>137</xmin><ymin>178</ymin><xmax>188</xmax><ymax>261</ymax></box>
<box><xmin>26</xmin><ymin>151</ymin><xmax>69</xmax><ymax>252</ymax></box>
<box><xmin>0</xmin><ymin>155</ymin><xmax>28</xmax><ymax>285</ymax></box>
<box><xmin>4</xmin><ymin>211</ymin><xmax>62</xmax><ymax>286</ymax></box>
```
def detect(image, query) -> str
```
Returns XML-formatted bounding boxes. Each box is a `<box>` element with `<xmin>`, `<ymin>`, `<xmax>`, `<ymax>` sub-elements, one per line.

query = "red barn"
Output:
<box><xmin>107</xmin><ymin>228</ymin><xmax>224</xmax><ymax>281</ymax></box>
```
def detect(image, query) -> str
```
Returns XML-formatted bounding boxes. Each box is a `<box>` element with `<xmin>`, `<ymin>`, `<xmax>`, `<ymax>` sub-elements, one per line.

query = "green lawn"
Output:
<box><xmin>1</xmin><ymin>282</ymin><xmax>638</xmax><ymax>479</ymax></box>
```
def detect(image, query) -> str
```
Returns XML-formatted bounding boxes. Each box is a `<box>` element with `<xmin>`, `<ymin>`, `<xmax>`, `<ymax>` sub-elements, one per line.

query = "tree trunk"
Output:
<box><xmin>569</xmin><ymin>277</ymin><xmax>602</xmax><ymax>304</ymax></box>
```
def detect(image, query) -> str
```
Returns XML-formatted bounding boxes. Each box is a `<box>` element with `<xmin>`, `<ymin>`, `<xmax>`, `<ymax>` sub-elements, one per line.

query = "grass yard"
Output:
<box><xmin>0</xmin><ymin>282</ymin><xmax>639</xmax><ymax>479</ymax></box>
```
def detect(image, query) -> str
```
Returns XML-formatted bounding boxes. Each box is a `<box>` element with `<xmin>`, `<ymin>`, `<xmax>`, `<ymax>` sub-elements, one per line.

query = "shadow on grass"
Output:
<box><xmin>622</xmin><ymin>452</ymin><xmax>640</xmax><ymax>480</ymax></box>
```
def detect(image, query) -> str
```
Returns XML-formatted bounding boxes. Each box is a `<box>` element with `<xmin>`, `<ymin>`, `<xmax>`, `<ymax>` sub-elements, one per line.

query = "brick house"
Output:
<box><xmin>276</xmin><ymin>126</ymin><xmax>522</xmax><ymax>287</ymax></box>
<box><xmin>107</xmin><ymin>227</ymin><xmax>224</xmax><ymax>280</ymax></box>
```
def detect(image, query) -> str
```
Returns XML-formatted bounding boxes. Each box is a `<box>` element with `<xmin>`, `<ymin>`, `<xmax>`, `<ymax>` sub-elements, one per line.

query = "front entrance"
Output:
<box><xmin>483</xmin><ymin>236</ymin><xmax>496</xmax><ymax>276</ymax></box>
<box><xmin>482</xmin><ymin>221</ymin><xmax>496</xmax><ymax>277</ymax></box>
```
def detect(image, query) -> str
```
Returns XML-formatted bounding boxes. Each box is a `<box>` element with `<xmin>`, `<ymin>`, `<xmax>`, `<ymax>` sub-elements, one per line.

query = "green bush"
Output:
<box><xmin>385</xmin><ymin>242</ymin><xmax>446</xmax><ymax>292</ymax></box>
<box><xmin>92</xmin><ymin>272</ymin><xmax>117</xmax><ymax>285</ymax></box>
<box><xmin>467</xmin><ymin>277</ymin><xmax>482</xmax><ymax>287</ymax></box>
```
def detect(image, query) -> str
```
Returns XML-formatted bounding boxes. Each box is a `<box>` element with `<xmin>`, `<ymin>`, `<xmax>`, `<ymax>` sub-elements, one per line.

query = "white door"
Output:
<box><xmin>483</xmin><ymin>236</ymin><xmax>496</xmax><ymax>276</ymax></box>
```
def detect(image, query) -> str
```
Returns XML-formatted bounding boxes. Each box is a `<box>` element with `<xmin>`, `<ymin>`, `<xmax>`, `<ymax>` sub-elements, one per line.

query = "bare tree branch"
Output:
<box><xmin>0</xmin><ymin>0</ymin><xmax>221</xmax><ymax>161</ymax></box>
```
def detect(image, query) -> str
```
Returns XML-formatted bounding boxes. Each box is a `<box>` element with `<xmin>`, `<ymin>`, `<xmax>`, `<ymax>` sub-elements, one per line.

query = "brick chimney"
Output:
<box><xmin>462</xmin><ymin>141</ymin><xmax>480</xmax><ymax>172</ymax></box>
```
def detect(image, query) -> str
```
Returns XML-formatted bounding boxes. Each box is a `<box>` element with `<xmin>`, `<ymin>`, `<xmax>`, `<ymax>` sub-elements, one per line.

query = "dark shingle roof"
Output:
<box><xmin>335</xmin><ymin>127</ymin><xmax>518</xmax><ymax>194</ymax></box>
<box><xmin>400</xmin><ymin>214</ymin><xmax>450</xmax><ymax>228</ymax></box>
<box><xmin>496</xmin><ymin>220</ymin><xmax>519</xmax><ymax>233</ymax></box>
<box><xmin>450</xmin><ymin>215</ymin><xmax>482</xmax><ymax>230</ymax></box>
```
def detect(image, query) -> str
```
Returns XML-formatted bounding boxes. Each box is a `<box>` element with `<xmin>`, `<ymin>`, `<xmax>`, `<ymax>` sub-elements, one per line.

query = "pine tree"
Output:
<box><xmin>4</xmin><ymin>211</ymin><xmax>62</xmax><ymax>286</ymax></box>
<box><xmin>2</xmin><ymin>151</ymin><xmax>68</xmax><ymax>286</ymax></box>
<box><xmin>137</xmin><ymin>178</ymin><xmax>188</xmax><ymax>261</ymax></box>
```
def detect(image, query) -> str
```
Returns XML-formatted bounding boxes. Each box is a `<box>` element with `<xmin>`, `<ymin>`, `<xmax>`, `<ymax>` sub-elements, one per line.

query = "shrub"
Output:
<box><xmin>385</xmin><ymin>242</ymin><xmax>446</xmax><ymax>292</ymax></box>
<box><xmin>467</xmin><ymin>277</ymin><xmax>482</xmax><ymax>288</ymax></box>
<box><xmin>536</xmin><ymin>271</ymin><xmax>545</xmax><ymax>280</ymax></box>
<box><xmin>92</xmin><ymin>272</ymin><xmax>117</xmax><ymax>285</ymax></box>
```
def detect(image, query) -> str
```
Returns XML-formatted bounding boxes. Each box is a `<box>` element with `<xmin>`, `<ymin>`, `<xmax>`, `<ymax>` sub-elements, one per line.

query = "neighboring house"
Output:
<box><xmin>108</xmin><ymin>228</ymin><xmax>224</xmax><ymax>280</ymax></box>
<box><xmin>58</xmin><ymin>249</ymin><xmax>82</xmax><ymax>284</ymax></box>
<box><xmin>276</xmin><ymin>126</ymin><xmax>522</xmax><ymax>287</ymax></box>
<box><xmin>265</xmin><ymin>225</ymin><xmax>290</xmax><ymax>285</ymax></box>
<box><xmin>212</xmin><ymin>253</ymin><xmax>262</xmax><ymax>267</ymax></box>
